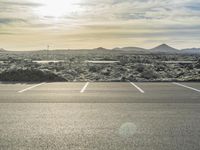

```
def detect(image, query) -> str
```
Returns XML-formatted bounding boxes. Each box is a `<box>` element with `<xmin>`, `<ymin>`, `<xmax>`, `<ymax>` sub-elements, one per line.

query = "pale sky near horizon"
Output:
<box><xmin>0</xmin><ymin>0</ymin><xmax>200</xmax><ymax>51</ymax></box>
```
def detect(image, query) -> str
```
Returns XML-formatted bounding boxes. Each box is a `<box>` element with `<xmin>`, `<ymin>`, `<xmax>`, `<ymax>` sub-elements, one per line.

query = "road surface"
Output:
<box><xmin>0</xmin><ymin>82</ymin><xmax>200</xmax><ymax>150</ymax></box>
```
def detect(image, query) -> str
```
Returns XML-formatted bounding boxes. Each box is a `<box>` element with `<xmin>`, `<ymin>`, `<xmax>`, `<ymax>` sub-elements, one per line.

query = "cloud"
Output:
<box><xmin>0</xmin><ymin>1</ymin><xmax>42</xmax><ymax>7</ymax></box>
<box><xmin>78</xmin><ymin>0</ymin><xmax>200</xmax><ymax>22</ymax></box>
<box><xmin>63</xmin><ymin>29</ymin><xmax>200</xmax><ymax>40</ymax></box>
<box><xmin>0</xmin><ymin>32</ymin><xmax>14</xmax><ymax>35</ymax></box>
<box><xmin>185</xmin><ymin>2</ymin><xmax>200</xmax><ymax>11</ymax></box>
<box><xmin>0</xmin><ymin>18</ymin><xmax>26</xmax><ymax>25</ymax></box>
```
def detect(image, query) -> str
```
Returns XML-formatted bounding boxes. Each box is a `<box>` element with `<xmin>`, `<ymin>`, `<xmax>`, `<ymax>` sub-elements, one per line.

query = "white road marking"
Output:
<box><xmin>80</xmin><ymin>82</ymin><xmax>89</xmax><ymax>93</ymax></box>
<box><xmin>18</xmin><ymin>83</ymin><xmax>45</xmax><ymax>93</ymax></box>
<box><xmin>130</xmin><ymin>82</ymin><xmax>145</xmax><ymax>93</ymax></box>
<box><xmin>173</xmin><ymin>82</ymin><xmax>200</xmax><ymax>93</ymax></box>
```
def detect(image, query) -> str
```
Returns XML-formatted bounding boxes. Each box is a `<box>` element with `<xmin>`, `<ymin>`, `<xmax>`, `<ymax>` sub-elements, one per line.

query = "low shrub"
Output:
<box><xmin>0</xmin><ymin>69</ymin><xmax>66</xmax><ymax>82</ymax></box>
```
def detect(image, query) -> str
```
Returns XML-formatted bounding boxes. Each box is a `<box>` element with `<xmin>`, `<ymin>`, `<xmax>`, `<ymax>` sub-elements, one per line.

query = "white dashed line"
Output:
<box><xmin>80</xmin><ymin>82</ymin><xmax>89</xmax><ymax>93</ymax></box>
<box><xmin>173</xmin><ymin>82</ymin><xmax>200</xmax><ymax>93</ymax></box>
<box><xmin>130</xmin><ymin>82</ymin><xmax>145</xmax><ymax>93</ymax></box>
<box><xmin>18</xmin><ymin>83</ymin><xmax>45</xmax><ymax>93</ymax></box>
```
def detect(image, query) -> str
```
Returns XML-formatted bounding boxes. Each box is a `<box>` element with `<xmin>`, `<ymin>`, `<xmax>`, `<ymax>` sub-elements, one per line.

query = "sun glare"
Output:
<box><xmin>36</xmin><ymin>0</ymin><xmax>81</xmax><ymax>18</ymax></box>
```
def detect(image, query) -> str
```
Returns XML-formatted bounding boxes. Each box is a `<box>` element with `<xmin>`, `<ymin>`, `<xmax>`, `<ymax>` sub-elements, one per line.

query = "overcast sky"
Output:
<box><xmin>0</xmin><ymin>0</ymin><xmax>200</xmax><ymax>50</ymax></box>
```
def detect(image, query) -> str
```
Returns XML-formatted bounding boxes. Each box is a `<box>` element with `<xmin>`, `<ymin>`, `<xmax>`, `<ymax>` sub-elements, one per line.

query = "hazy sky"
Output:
<box><xmin>0</xmin><ymin>0</ymin><xmax>200</xmax><ymax>50</ymax></box>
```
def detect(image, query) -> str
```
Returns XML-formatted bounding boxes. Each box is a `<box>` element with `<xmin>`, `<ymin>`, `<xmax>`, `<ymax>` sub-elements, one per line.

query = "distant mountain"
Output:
<box><xmin>150</xmin><ymin>44</ymin><xmax>179</xmax><ymax>53</ymax></box>
<box><xmin>93</xmin><ymin>47</ymin><xmax>109</xmax><ymax>51</ymax></box>
<box><xmin>3</xmin><ymin>44</ymin><xmax>200</xmax><ymax>55</ymax></box>
<box><xmin>0</xmin><ymin>48</ymin><xmax>6</xmax><ymax>52</ymax></box>
<box><xmin>181</xmin><ymin>48</ymin><xmax>200</xmax><ymax>54</ymax></box>
<box><xmin>113</xmin><ymin>47</ymin><xmax>147</xmax><ymax>52</ymax></box>
<box><xmin>113</xmin><ymin>44</ymin><xmax>180</xmax><ymax>54</ymax></box>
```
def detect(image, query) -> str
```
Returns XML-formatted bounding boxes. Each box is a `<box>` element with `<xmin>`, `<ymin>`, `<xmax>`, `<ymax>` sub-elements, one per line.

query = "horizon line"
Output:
<box><xmin>1</xmin><ymin>43</ymin><xmax>200</xmax><ymax>51</ymax></box>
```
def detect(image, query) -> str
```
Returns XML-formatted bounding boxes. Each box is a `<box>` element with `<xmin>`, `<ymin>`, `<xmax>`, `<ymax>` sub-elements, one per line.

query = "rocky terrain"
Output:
<box><xmin>0</xmin><ymin>44</ymin><xmax>200</xmax><ymax>82</ymax></box>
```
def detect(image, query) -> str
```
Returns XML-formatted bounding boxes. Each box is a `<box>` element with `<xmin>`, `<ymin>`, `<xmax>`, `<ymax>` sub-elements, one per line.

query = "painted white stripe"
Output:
<box><xmin>173</xmin><ymin>82</ymin><xmax>200</xmax><ymax>93</ymax></box>
<box><xmin>80</xmin><ymin>82</ymin><xmax>89</xmax><ymax>93</ymax></box>
<box><xmin>18</xmin><ymin>83</ymin><xmax>45</xmax><ymax>93</ymax></box>
<box><xmin>130</xmin><ymin>82</ymin><xmax>145</xmax><ymax>93</ymax></box>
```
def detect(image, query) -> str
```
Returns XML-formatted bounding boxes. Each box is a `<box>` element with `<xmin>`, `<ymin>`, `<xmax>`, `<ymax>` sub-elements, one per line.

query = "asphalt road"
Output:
<box><xmin>0</xmin><ymin>82</ymin><xmax>200</xmax><ymax>150</ymax></box>
<box><xmin>0</xmin><ymin>82</ymin><xmax>199</xmax><ymax>103</ymax></box>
